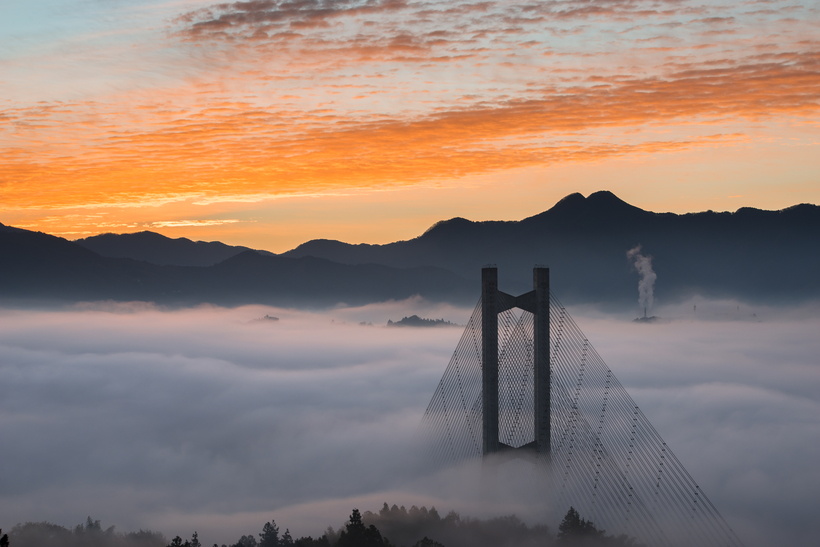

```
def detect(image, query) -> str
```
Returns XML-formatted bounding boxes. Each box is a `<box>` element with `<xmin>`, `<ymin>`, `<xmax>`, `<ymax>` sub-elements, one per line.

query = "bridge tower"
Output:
<box><xmin>422</xmin><ymin>268</ymin><xmax>745</xmax><ymax>547</ymax></box>
<box><xmin>481</xmin><ymin>266</ymin><xmax>550</xmax><ymax>461</ymax></box>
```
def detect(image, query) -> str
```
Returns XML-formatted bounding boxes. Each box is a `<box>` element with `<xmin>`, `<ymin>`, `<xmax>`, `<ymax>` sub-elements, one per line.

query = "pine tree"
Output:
<box><xmin>557</xmin><ymin>507</ymin><xmax>604</xmax><ymax>543</ymax></box>
<box><xmin>259</xmin><ymin>521</ymin><xmax>280</xmax><ymax>547</ymax></box>
<box><xmin>168</xmin><ymin>536</ymin><xmax>192</xmax><ymax>547</ymax></box>
<box><xmin>337</xmin><ymin>509</ymin><xmax>390</xmax><ymax>547</ymax></box>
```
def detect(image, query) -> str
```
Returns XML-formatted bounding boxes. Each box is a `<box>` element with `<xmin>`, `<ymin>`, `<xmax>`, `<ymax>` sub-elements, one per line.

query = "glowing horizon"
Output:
<box><xmin>2</xmin><ymin>0</ymin><xmax>818</xmax><ymax>251</ymax></box>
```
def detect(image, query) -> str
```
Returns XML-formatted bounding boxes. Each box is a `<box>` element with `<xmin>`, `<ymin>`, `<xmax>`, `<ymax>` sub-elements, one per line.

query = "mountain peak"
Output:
<box><xmin>421</xmin><ymin>217</ymin><xmax>473</xmax><ymax>237</ymax></box>
<box><xmin>521</xmin><ymin>190</ymin><xmax>650</xmax><ymax>230</ymax></box>
<box><xmin>552</xmin><ymin>192</ymin><xmax>586</xmax><ymax>208</ymax></box>
<box><xmin>586</xmin><ymin>190</ymin><xmax>634</xmax><ymax>207</ymax></box>
<box><xmin>551</xmin><ymin>190</ymin><xmax>644</xmax><ymax>213</ymax></box>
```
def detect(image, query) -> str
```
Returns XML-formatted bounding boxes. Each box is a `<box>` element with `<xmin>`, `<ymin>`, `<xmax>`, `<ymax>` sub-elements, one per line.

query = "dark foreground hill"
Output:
<box><xmin>0</xmin><ymin>224</ymin><xmax>471</xmax><ymax>307</ymax></box>
<box><xmin>283</xmin><ymin>191</ymin><xmax>820</xmax><ymax>305</ymax></box>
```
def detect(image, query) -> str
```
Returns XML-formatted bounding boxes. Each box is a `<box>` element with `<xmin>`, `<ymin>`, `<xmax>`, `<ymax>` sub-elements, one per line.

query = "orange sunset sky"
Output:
<box><xmin>1</xmin><ymin>0</ymin><xmax>818</xmax><ymax>252</ymax></box>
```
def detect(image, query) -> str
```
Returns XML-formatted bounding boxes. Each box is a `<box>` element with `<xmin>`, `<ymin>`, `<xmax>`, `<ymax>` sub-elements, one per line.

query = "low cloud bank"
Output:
<box><xmin>0</xmin><ymin>299</ymin><xmax>818</xmax><ymax>547</ymax></box>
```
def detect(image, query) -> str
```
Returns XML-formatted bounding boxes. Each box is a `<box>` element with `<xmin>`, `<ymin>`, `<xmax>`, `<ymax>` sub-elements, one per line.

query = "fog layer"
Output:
<box><xmin>0</xmin><ymin>299</ymin><xmax>817</xmax><ymax>547</ymax></box>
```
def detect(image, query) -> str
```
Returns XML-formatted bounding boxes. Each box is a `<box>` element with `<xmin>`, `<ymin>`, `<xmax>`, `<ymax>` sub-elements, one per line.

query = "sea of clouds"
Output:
<box><xmin>1</xmin><ymin>297</ymin><xmax>818</xmax><ymax>547</ymax></box>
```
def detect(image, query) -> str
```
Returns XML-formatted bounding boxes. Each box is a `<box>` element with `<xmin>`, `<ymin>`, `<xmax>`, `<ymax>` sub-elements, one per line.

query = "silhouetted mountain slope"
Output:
<box><xmin>0</xmin><ymin>222</ymin><xmax>28</xmax><ymax>233</ymax></box>
<box><xmin>0</xmin><ymin>229</ymin><xmax>471</xmax><ymax>307</ymax></box>
<box><xmin>283</xmin><ymin>191</ymin><xmax>820</xmax><ymax>304</ymax></box>
<box><xmin>4</xmin><ymin>191</ymin><xmax>818</xmax><ymax>307</ymax></box>
<box><xmin>0</xmin><ymin>228</ymin><xmax>172</xmax><ymax>302</ymax></box>
<box><xmin>75</xmin><ymin>231</ymin><xmax>263</xmax><ymax>267</ymax></box>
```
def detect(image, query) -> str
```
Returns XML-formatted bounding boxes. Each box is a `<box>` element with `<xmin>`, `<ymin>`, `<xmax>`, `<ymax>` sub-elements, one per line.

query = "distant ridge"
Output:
<box><xmin>0</xmin><ymin>228</ymin><xmax>471</xmax><ymax>307</ymax></box>
<box><xmin>283</xmin><ymin>191</ymin><xmax>820</xmax><ymax>304</ymax></box>
<box><xmin>3</xmin><ymin>191</ymin><xmax>819</xmax><ymax>306</ymax></box>
<box><xmin>75</xmin><ymin>231</ymin><xmax>268</xmax><ymax>267</ymax></box>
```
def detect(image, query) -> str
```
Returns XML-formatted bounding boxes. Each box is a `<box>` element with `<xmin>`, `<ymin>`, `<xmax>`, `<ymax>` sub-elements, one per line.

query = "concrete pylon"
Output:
<box><xmin>481</xmin><ymin>267</ymin><xmax>500</xmax><ymax>456</ymax></box>
<box><xmin>481</xmin><ymin>266</ymin><xmax>550</xmax><ymax>462</ymax></box>
<box><xmin>533</xmin><ymin>266</ymin><xmax>550</xmax><ymax>459</ymax></box>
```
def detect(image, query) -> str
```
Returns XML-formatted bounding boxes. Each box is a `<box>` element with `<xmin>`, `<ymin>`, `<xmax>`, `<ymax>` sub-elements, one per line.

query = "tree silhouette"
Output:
<box><xmin>167</xmin><ymin>536</ymin><xmax>191</xmax><ymax>547</ymax></box>
<box><xmin>362</xmin><ymin>502</ymin><xmax>553</xmax><ymax>547</ymax></box>
<box><xmin>337</xmin><ymin>509</ymin><xmax>390</xmax><ymax>547</ymax></box>
<box><xmin>1</xmin><ymin>528</ymin><xmax>9</xmax><ymax>547</ymax></box>
<box><xmin>259</xmin><ymin>522</ymin><xmax>279</xmax><ymax>547</ymax></box>
<box><xmin>557</xmin><ymin>507</ymin><xmax>604</xmax><ymax>543</ymax></box>
<box><xmin>232</xmin><ymin>536</ymin><xmax>257</xmax><ymax>547</ymax></box>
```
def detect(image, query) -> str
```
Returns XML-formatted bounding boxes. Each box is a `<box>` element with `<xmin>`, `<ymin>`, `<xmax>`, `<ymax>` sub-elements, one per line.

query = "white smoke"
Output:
<box><xmin>627</xmin><ymin>245</ymin><xmax>657</xmax><ymax>313</ymax></box>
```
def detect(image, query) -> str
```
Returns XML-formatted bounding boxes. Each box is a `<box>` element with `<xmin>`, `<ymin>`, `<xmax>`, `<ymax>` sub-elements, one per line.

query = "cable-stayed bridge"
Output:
<box><xmin>420</xmin><ymin>267</ymin><xmax>743</xmax><ymax>547</ymax></box>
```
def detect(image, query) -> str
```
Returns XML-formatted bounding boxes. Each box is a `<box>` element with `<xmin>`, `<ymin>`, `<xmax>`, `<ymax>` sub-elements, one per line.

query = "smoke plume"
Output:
<box><xmin>627</xmin><ymin>245</ymin><xmax>657</xmax><ymax>312</ymax></box>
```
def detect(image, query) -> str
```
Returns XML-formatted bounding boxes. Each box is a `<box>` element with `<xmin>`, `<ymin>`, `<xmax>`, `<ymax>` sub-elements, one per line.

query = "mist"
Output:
<box><xmin>1</xmin><ymin>298</ymin><xmax>818</xmax><ymax>547</ymax></box>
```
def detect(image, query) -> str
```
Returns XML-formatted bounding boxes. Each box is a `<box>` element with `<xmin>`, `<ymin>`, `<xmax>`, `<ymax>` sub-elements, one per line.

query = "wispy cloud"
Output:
<box><xmin>2</xmin><ymin>46</ymin><xmax>816</xmax><ymax>209</ymax></box>
<box><xmin>1</xmin><ymin>0</ymin><xmax>818</xmax><ymax>235</ymax></box>
<box><xmin>178</xmin><ymin>0</ymin><xmax>411</xmax><ymax>35</ymax></box>
<box><xmin>148</xmin><ymin>219</ymin><xmax>241</xmax><ymax>227</ymax></box>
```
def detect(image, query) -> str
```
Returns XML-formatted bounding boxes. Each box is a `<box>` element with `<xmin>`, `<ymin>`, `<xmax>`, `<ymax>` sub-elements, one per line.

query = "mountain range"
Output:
<box><xmin>75</xmin><ymin>230</ymin><xmax>270</xmax><ymax>267</ymax></box>
<box><xmin>0</xmin><ymin>224</ymin><xmax>470</xmax><ymax>307</ymax></box>
<box><xmin>282</xmin><ymin>191</ymin><xmax>820</xmax><ymax>304</ymax></box>
<box><xmin>2</xmin><ymin>191</ymin><xmax>819</xmax><ymax>308</ymax></box>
